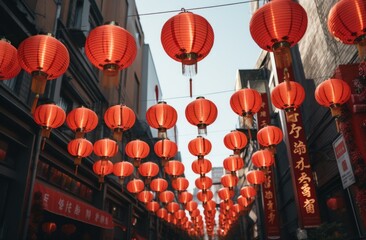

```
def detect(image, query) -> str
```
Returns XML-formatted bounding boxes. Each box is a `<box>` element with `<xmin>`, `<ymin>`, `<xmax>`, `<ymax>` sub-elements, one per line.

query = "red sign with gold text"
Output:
<box><xmin>285</xmin><ymin>110</ymin><xmax>321</xmax><ymax>228</ymax></box>
<box><xmin>257</xmin><ymin>93</ymin><xmax>281</xmax><ymax>238</ymax></box>
<box><xmin>34</xmin><ymin>182</ymin><xmax>114</xmax><ymax>229</ymax></box>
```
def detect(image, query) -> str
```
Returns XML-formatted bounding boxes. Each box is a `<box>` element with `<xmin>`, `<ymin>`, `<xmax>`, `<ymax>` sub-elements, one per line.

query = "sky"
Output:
<box><xmin>134</xmin><ymin>0</ymin><xmax>262</xmax><ymax>191</ymax></box>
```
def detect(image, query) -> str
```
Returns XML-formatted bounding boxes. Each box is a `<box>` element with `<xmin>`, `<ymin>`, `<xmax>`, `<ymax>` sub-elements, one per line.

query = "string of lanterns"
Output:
<box><xmin>0</xmin><ymin>0</ymin><xmax>364</xmax><ymax>237</ymax></box>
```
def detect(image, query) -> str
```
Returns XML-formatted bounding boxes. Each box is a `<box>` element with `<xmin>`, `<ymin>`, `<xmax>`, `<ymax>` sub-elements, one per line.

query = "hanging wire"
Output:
<box><xmin>128</xmin><ymin>0</ymin><xmax>258</xmax><ymax>17</ymax></box>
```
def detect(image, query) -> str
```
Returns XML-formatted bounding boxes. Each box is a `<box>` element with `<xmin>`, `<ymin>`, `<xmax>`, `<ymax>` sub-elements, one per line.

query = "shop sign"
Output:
<box><xmin>34</xmin><ymin>182</ymin><xmax>114</xmax><ymax>229</ymax></box>
<box><xmin>333</xmin><ymin>135</ymin><xmax>355</xmax><ymax>189</ymax></box>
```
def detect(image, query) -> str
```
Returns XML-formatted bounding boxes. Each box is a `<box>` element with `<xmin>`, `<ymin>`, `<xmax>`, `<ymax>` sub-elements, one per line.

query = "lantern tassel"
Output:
<box><xmin>74</xmin><ymin>165</ymin><xmax>79</xmax><ymax>175</ymax></box>
<box><xmin>31</xmin><ymin>94</ymin><xmax>40</xmax><ymax>114</ymax></box>
<box><xmin>189</xmin><ymin>78</ymin><xmax>193</xmax><ymax>98</ymax></box>
<box><xmin>41</xmin><ymin>137</ymin><xmax>46</xmax><ymax>151</ymax></box>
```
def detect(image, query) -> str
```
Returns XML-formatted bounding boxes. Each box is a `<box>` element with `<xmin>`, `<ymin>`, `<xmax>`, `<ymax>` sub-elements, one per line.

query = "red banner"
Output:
<box><xmin>34</xmin><ymin>182</ymin><xmax>114</xmax><ymax>229</ymax></box>
<box><xmin>258</xmin><ymin>93</ymin><xmax>281</xmax><ymax>239</ymax></box>
<box><xmin>285</xmin><ymin>110</ymin><xmax>321</xmax><ymax>228</ymax></box>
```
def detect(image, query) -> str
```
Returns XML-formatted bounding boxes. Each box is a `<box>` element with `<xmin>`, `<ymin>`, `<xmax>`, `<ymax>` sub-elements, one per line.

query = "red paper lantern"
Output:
<box><xmin>328</xmin><ymin>0</ymin><xmax>366</xmax><ymax>45</ymax></box>
<box><xmin>251</xmin><ymin>149</ymin><xmax>275</xmax><ymax>169</ymax></box>
<box><xmin>230</xmin><ymin>89</ymin><xmax>262</xmax><ymax>128</ymax></box>
<box><xmin>42</xmin><ymin>222</ymin><xmax>57</xmax><ymax>235</ymax></box>
<box><xmin>174</xmin><ymin>209</ymin><xmax>186</xmax><ymax>220</ymax></box>
<box><xmin>172</xmin><ymin>177</ymin><xmax>189</xmax><ymax>192</ymax></box>
<box><xmin>159</xmin><ymin>190</ymin><xmax>175</xmax><ymax>204</ymax></box>
<box><xmin>179</xmin><ymin>191</ymin><xmax>193</xmax><ymax>205</ymax></box>
<box><xmin>150</xmin><ymin>178</ymin><xmax>168</xmax><ymax>193</ymax></box>
<box><xmin>85</xmin><ymin>22</ymin><xmax>137</xmax><ymax>87</ymax></box>
<box><xmin>67</xmin><ymin>138</ymin><xmax>93</xmax><ymax>173</ymax></box>
<box><xmin>157</xmin><ymin>208</ymin><xmax>168</xmax><ymax>219</ymax></box>
<box><xmin>246</xmin><ymin>170</ymin><xmax>266</xmax><ymax>185</ymax></box>
<box><xmin>203</xmin><ymin>200</ymin><xmax>216</xmax><ymax>212</ymax></box>
<box><xmin>185</xmin><ymin>200</ymin><xmax>198</xmax><ymax>212</ymax></box>
<box><xmin>113</xmin><ymin>161</ymin><xmax>134</xmax><ymax>185</ymax></box>
<box><xmin>188</xmin><ymin>136</ymin><xmax>212</xmax><ymax>158</ymax></box>
<box><xmin>66</xmin><ymin>106</ymin><xmax>98</xmax><ymax>138</ymax></box>
<box><xmin>146</xmin><ymin>101</ymin><xmax>177</xmax><ymax>139</ymax></box>
<box><xmin>93</xmin><ymin>160</ymin><xmax>113</xmax><ymax>183</ymax></box>
<box><xmin>237</xmin><ymin>195</ymin><xmax>253</xmax><ymax>208</ymax></box>
<box><xmin>94</xmin><ymin>138</ymin><xmax>118</xmax><ymax>159</ymax></box>
<box><xmin>240</xmin><ymin>186</ymin><xmax>257</xmax><ymax>199</ymax></box>
<box><xmin>185</xmin><ymin>96</ymin><xmax>218</xmax><ymax>135</ymax></box>
<box><xmin>250</xmin><ymin>0</ymin><xmax>307</xmax><ymax>68</ymax></box>
<box><xmin>161</xmin><ymin>10</ymin><xmax>214</xmax><ymax>97</ymax></box>
<box><xmin>271</xmin><ymin>81</ymin><xmax>305</xmax><ymax>114</ymax></box>
<box><xmin>195</xmin><ymin>176</ymin><xmax>213</xmax><ymax>190</ymax></box>
<box><xmin>197</xmin><ymin>190</ymin><xmax>213</xmax><ymax>203</ymax></box>
<box><xmin>218</xmin><ymin>188</ymin><xmax>234</xmax><ymax>201</ymax></box>
<box><xmin>223</xmin><ymin>156</ymin><xmax>244</xmax><ymax>175</ymax></box>
<box><xmin>34</xmin><ymin>103</ymin><xmax>66</xmax><ymax>140</ymax></box>
<box><xmin>127</xmin><ymin>178</ymin><xmax>144</xmax><ymax>194</ymax></box>
<box><xmin>164</xmin><ymin>160</ymin><xmax>185</xmax><ymax>177</ymax></box>
<box><xmin>104</xmin><ymin>104</ymin><xmax>135</xmax><ymax>141</ymax></box>
<box><xmin>315</xmin><ymin>78</ymin><xmax>351</xmax><ymax>117</ymax></box>
<box><xmin>125</xmin><ymin>139</ymin><xmax>150</xmax><ymax>167</ymax></box>
<box><xmin>220</xmin><ymin>200</ymin><xmax>234</xmax><ymax>212</ymax></box>
<box><xmin>138</xmin><ymin>162</ymin><xmax>159</xmax><ymax>183</ymax></box>
<box><xmin>0</xmin><ymin>38</ymin><xmax>21</xmax><ymax>80</ymax></box>
<box><xmin>220</xmin><ymin>174</ymin><xmax>238</xmax><ymax>190</ymax></box>
<box><xmin>224</xmin><ymin>130</ymin><xmax>248</xmax><ymax>155</ymax></box>
<box><xmin>167</xmin><ymin>202</ymin><xmax>180</xmax><ymax>213</ymax></box>
<box><xmin>154</xmin><ymin>139</ymin><xmax>178</xmax><ymax>166</ymax></box>
<box><xmin>232</xmin><ymin>204</ymin><xmax>244</xmax><ymax>214</ymax></box>
<box><xmin>18</xmin><ymin>34</ymin><xmax>69</xmax><ymax>111</ymax></box>
<box><xmin>146</xmin><ymin>201</ymin><xmax>160</xmax><ymax>213</ymax></box>
<box><xmin>257</xmin><ymin>125</ymin><xmax>283</xmax><ymax>151</ymax></box>
<box><xmin>191</xmin><ymin>158</ymin><xmax>212</xmax><ymax>177</ymax></box>
<box><xmin>137</xmin><ymin>190</ymin><xmax>154</xmax><ymax>203</ymax></box>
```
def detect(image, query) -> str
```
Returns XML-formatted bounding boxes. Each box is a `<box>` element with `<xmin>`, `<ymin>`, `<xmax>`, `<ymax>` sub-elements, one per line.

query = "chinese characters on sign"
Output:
<box><xmin>286</xmin><ymin>111</ymin><xmax>321</xmax><ymax>228</ymax></box>
<box><xmin>34</xmin><ymin>182</ymin><xmax>114</xmax><ymax>229</ymax></box>
<box><xmin>333</xmin><ymin>135</ymin><xmax>355</xmax><ymax>189</ymax></box>
<box><xmin>257</xmin><ymin>93</ymin><xmax>281</xmax><ymax>239</ymax></box>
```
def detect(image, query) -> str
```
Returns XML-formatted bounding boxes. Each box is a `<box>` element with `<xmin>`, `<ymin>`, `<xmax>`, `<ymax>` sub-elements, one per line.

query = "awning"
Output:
<box><xmin>34</xmin><ymin>181</ymin><xmax>114</xmax><ymax>229</ymax></box>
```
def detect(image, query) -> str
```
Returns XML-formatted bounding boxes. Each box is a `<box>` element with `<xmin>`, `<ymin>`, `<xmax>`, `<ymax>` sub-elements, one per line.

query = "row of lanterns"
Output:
<box><xmin>0</xmin><ymin>0</ymin><xmax>364</xmax><ymax>237</ymax></box>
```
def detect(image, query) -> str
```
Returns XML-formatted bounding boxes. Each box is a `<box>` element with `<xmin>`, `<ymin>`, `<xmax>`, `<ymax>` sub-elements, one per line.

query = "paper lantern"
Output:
<box><xmin>223</xmin><ymin>156</ymin><xmax>244</xmax><ymax>175</ymax></box>
<box><xmin>190</xmin><ymin>208</ymin><xmax>200</xmax><ymax>218</ymax></box>
<box><xmin>172</xmin><ymin>177</ymin><xmax>189</xmax><ymax>192</ymax></box>
<box><xmin>18</xmin><ymin>34</ymin><xmax>69</xmax><ymax>112</ymax></box>
<box><xmin>174</xmin><ymin>209</ymin><xmax>186</xmax><ymax>220</ymax></box>
<box><xmin>127</xmin><ymin>178</ymin><xmax>144</xmax><ymax>194</ymax></box>
<box><xmin>93</xmin><ymin>160</ymin><xmax>113</xmax><ymax>183</ymax></box>
<box><xmin>34</xmin><ymin>103</ymin><xmax>66</xmax><ymax>149</ymax></box>
<box><xmin>251</xmin><ymin>149</ymin><xmax>275</xmax><ymax>169</ymax></box>
<box><xmin>157</xmin><ymin>208</ymin><xmax>168</xmax><ymax>219</ymax></box>
<box><xmin>0</xmin><ymin>38</ymin><xmax>21</xmax><ymax>80</ymax></box>
<box><xmin>42</xmin><ymin>222</ymin><xmax>57</xmax><ymax>235</ymax></box>
<box><xmin>315</xmin><ymin>78</ymin><xmax>351</xmax><ymax>117</ymax></box>
<box><xmin>328</xmin><ymin>0</ymin><xmax>366</xmax><ymax>59</ymax></box>
<box><xmin>220</xmin><ymin>174</ymin><xmax>238</xmax><ymax>190</ymax></box>
<box><xmin>66</xmin><ymin>106</ymin><xmax>98</xmax><ymax>138</ymax></box>
<box><xmin>146</xmin><ymin>101</ymin><xmax>177</xmax><ymax>139</ymax></box>
<box><xmin>164</xmin><ymin>160</ymin><xmax>185</xmax><ymax>178</ymax></box>
<box><xmin>188</xmin><ymin>136</ymin><xmax>212</xmax><ymax>158</ymax></box>
<box><xmin>237</xmin><ymin>195</ymin><xmax>253</xmax><ymax>208</ymax></box>
<box><xmin>67</xmin><ymin>138</ymin><xmax>93</xmax><ymax>174</ymax></box>
<box><xmin>246</xmin><ymin>170</ymin><xmax>266</xmax><ymax>185</ymax></box>
<box><xmin>185</xmin><ymin>96</ymin><xmax>218</xmax><ymax>135</ymax></box>
<box><xmin>137</xmin><ymin>190</ymin><xmax>154</xmax><ymax>203</ymax></box>
<box><xmin>185</xmin><ymin>200</ymin><xmax>198</xmax><ymax>212</ymax></box>
<box><xmin>179</xmin><ymin>191</ymin><xmax>193</xmax><ymax>205</ymax></box>
<box><xmin>94</xmin><ymin>138</ymin><xmax>118</xmax><ymax>159</ymax></box>
<box><xmin>125</xmin><ymin>139</ymin><xmax>150</xmax><ymax>167</ymax></box>
<box><xmin>257</xmin><ymin>125</ymin><xmax>283</xmax><ymax>152</ymax></box>
<box><xmin>230</xmin><ymin>88</ymin><xmax>262</xmax><ymax>128</ymax></box>
<box><xmin>224</xmin><ymin>130</ymin><xmax>248</xmax><ymax>155</ymax></box>
<box><xmin>197</xmin><ymin>189</ymin><xmax>213</xmax><ymax>203</ymax></box>
<box><xmin>138</xmin><ymin>162</ymin><xmax>159</xmax><ymax>184</ymax></box>
<box><xmin>161</xmin><ymin>10</ymin><xmax>214</xmax><ymax>97</ymax></box>
<box><xmin>203</xmin><ymin>200</ymin><xmax>216</xmax><ymax>212</ymax></box>
<box><xmin>240</xmin><ymin>186</ymin><xmax>257</xmax><ymax>199</ymax></box>
<box><xmin>250</xmin><ymin>0</ymin><xmax>307</xmax><ymax>68</ymax></box>
<box><xmin>154</xmin><ymin>139</ymin><xmax>178</xmax><ymax>166</ymax></box>
<box><xmin>113</xmin><ymin>161</ymin><xmax>134</xmax><ymax>186</ymax></box>
<box><xmin>195</xmin><ymin>176</ymin><xmax>213</xmax><ymax>191</ymax></box>
<box><xmin>167</xmin><ymin>202</ymin><xmax>180</xmax><ymax>213</ymax></box>
<box><xmin>85</xmin><ymin>22</ymin><xmax>137</xmax><ymax>87</ymax></box>
<box><xmin>191</xmin><ymin>158</ymin><xmax>212</xmax><ymax>177</ymax></box>
<box><xmin>146</xmin><ymin>201</ymin><xmax>160</xmax><ymax>213</ymax></box>
<box><xmin>150</xmin><ymin>178</ymin><xmax>168</xmax><ymax>193</ymax></box>
<box><xmin>159</xmin><ymin>190</ymin><xmax>175</xmax><ymax>204</ymax></box>
<box><xmin>218</xmin><ymin>188</ymin><xmax>234</xmax><ymax>201</ymax></box>
<box><xmin>104</xmin><ymin>104</ymin><xmax>135</xmax><ymax>141</ymax></box>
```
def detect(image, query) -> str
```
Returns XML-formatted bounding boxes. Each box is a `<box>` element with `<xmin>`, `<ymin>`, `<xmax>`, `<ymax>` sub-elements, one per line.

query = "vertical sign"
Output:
<box><xmin>333</xmin><ymin>135</ymin><xmax>355</xmax><ymax>189</ymax></box>
<box><xmin>257</xmin><ymin>93</ymin><xmax>281</xmax><ymax>239</ymax></box>
<box><xmin>286</xmin><ymin>110</ymin><xmax>321</xmax><ymax>228</ymax></box>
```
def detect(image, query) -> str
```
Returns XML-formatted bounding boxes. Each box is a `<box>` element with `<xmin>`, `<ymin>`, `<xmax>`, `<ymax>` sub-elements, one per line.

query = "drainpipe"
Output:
<box><xmin>53</xmin><ymin>0</ymin><xmax>62</xmax><ymax>36</ymax></box>
<box><xmin>21</xmin><ymin>132</ymin><xmax>42</xmax><ymax>240</ymax></box>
